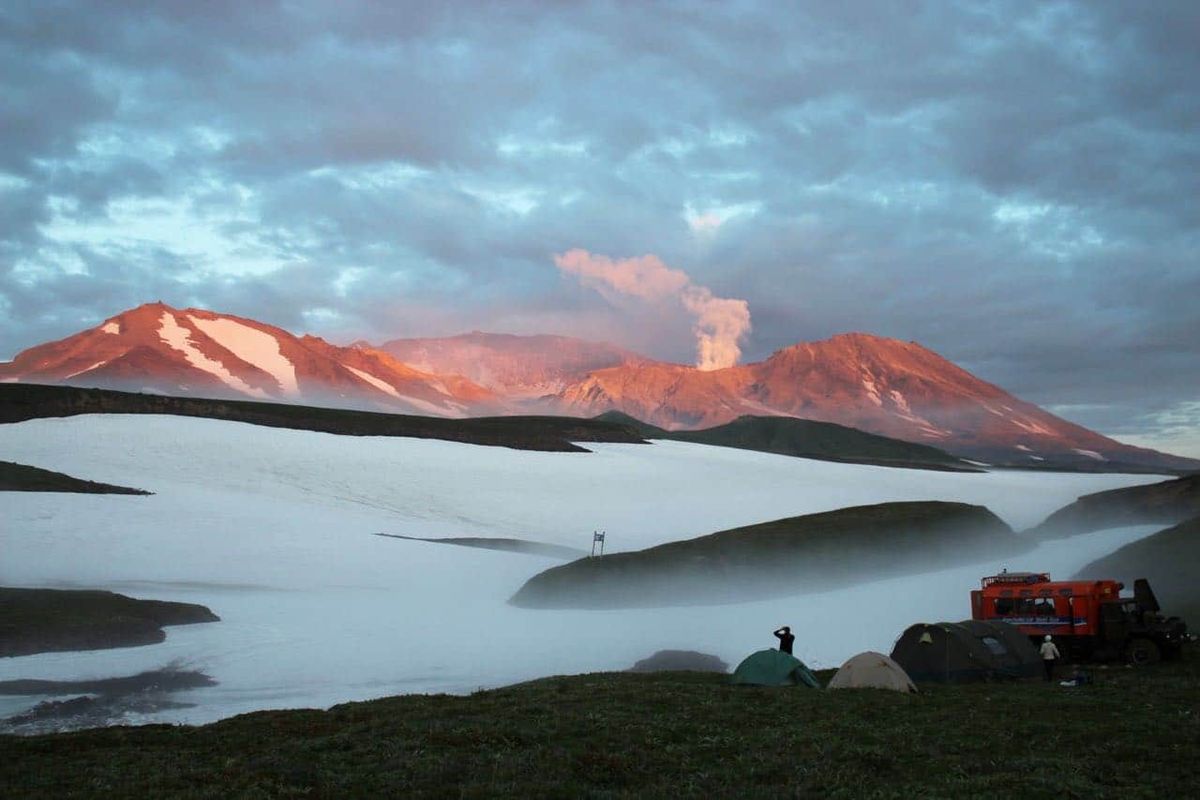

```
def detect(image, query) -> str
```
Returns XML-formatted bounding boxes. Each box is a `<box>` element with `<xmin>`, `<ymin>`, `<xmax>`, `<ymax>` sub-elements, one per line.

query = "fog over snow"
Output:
<box><xmin>0</xmin><ymin>415</ymin><xmax>1164</xmax><ymax>728</ymax></box>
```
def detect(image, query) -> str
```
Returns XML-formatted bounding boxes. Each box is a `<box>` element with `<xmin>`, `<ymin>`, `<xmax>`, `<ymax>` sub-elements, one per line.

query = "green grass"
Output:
<box><xmin>2</xmin><ymin>652</ymin><xmax>1197</xmax><ymax>798</ymax></box>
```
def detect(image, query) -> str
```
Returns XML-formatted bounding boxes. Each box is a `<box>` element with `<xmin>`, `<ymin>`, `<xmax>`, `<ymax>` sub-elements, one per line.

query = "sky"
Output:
<box><xmin>1</xmin><ymin>1</ymin><xmax>1197</xmax><ymax>455</ymax></box>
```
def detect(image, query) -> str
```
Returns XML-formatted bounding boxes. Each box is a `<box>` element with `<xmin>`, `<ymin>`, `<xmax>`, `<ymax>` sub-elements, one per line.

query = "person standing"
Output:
<box><xmin>774</xmin><ymin>626</ymin><xmax>795</xmax><ymax>655</ymax></box>
<box><xmin>1040</xmin><ymin>634</ymin><xmax>1061</xmax><ymax>682</ymax></box>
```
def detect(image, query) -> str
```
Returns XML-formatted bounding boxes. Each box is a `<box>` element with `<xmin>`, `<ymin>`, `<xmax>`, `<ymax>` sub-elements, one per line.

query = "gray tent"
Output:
<box><xmin>890</xmin><ymin>620</ymin><xmax>1040</xmax><ymax>683</ymax></box>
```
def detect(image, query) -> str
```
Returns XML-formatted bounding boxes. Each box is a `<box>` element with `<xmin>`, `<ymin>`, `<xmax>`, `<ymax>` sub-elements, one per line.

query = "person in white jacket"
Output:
<box><xmin>1040</xmin><ymin>634</ymin><xmax>1061</xmax><ymax>682</ymax></box>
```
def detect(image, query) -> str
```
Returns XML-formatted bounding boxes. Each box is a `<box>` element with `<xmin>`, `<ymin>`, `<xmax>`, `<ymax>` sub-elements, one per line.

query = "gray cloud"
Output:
<box><xmin>1</xmin><ymin>1</ymin><xmax>1197</xmax><ymax>450</ymax></box>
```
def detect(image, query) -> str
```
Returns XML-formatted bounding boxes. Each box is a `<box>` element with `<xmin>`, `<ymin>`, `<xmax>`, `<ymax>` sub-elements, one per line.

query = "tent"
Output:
<box><xmin>827</xmin><ymin>651</ymin><xmax>917</xmax><ymax>692</ymax></box>
<box><xmin>890</xmin><ymin>620</ymin><xmax>1040</xmax><ymax>683</ymax></box>
<box><xmin>730</xmin><ymin>649</ymin><xmax>820</xmax><ymax>687</ymax></box>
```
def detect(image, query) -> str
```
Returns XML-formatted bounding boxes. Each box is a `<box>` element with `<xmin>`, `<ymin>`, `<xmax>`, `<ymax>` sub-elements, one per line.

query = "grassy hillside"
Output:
<box><xmin>0</xmin><ymin>461</ymin><xmax>150</xmax><ymax>495</ymax></box>
<box><xmin>0</xmin><ymin>588</ymin><xmax>219</xmax><ymax>657</ymax></box>
<box><xmin>0</xmin><ymin>383</ymin><xmax>647</xmax><ymax>453</ymax></box>
<box><xmin>1074</xmin><ymin>517</ymin><xmax>1200</xmax><ymax>624</ymax></box>
<box><xmin>1</xmin><ymin>653</ymin><xmax>1196</xmax><ymax>798</ymax></box>
<box><xmin>595</xmin><ymin>411</ymin><xmax>978</xmax><ymax>471</ymax></box>
<box><xmin>511</xmin><ymin>501</ymin><xmax>1029</xmax><ymax>608</ymax></box>
<box><xmin>1029</xmin><ymin>474</ymin><xmax>1200</xmax><ymax>539</ymax></box>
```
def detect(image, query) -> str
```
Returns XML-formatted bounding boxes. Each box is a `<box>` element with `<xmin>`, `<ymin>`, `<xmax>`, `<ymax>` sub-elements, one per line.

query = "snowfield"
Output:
<box><xmin>0</xmin><ymin>414</ymin><xmax>1165</xmax><ymax>729</ymax></box>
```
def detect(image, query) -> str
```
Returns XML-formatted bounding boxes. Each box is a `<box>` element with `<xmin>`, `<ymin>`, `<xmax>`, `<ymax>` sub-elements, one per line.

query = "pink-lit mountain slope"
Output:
<box><xmin>0</xmin><ymin>303</ymin><xmax>498</xmax><ymax>417</ymax></box>
<box><xmin>377</xmin><ymin>332</ymin><xmax>644</xmax><ymax>397</ymax></box>
<box><xmin>547</xmin><ymin>332</ymin><xmax>1198</xmax><ymax>472</ymax></box>
<box><xmin>2</xmin><ymin>306</ymin><xmax>1195</xmax><ymax>472</ymax></box>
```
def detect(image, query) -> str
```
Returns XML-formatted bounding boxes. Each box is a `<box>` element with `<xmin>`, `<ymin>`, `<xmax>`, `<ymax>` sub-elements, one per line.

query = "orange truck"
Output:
<box><xmin>970</xmin><ymin>570</ymin><xmax>1188</xmax><ymax>664</ymax></box>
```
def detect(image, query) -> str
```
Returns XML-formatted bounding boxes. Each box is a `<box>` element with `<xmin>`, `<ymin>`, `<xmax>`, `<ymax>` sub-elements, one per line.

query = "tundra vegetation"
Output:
<box><xmin>0</xmin><ymin>649</ymin><xmax>1195</xmax><ymax>798</ymax></box>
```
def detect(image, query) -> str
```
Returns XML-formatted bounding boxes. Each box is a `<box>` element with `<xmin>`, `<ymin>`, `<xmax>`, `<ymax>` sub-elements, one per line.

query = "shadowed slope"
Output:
<box><xmin>1028</xmin><ymin>474</ymin><xmax>1200</xmax><ymax>539</ymax></box>
<box><xmin>595</xmin><ymin>411</ymin><xmax>978</xmax><ymax>471</ymax></box>
<box><xmin>1074</xmin><ymin>517</ymin><xmax>1200</xmax><ymax>623</ymax></box>
<box><xmin>511</xmin><ymin>501</ymin><xmax>1029</xmax><ymax>609</ymax></box>
<box><xmin>0</xmin><ymin>383</ymin><xmax>647</xmax><ymax>453</ymax></box>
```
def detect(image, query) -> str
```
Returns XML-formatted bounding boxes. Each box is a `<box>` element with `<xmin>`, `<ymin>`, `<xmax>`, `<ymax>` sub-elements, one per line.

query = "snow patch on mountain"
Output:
<box><xmin>64</xmin><ymin>360</ymin><xmax>109</xmax><ymax>379</ymax></box>
<box><xmin>100</xmin><ymin>322</ymin><xmax>120</xmax><ymax>335</ymax></box>
<box><xmin>918</xmin><ymin>424</ymin><xmax>952</xmax><ymax>439</ymax></box>
<box><xmin>187</xmin><ymin>315</ymin><xmax>299</xmax><ymax>396</ymax></box>
<box><xmin>1012</xmin><ymin>417</ymin><xmax>1055</xmax><ymax>436</ymax></box>
<box><xmin>861</xmin><ymin>374</ymin><xmax>883</xmax><ymax>406</ymax></box>
<box><xmin>344</xmin><ymin>365</ymin><xmax>401</xmax><ymax>399</ymax></box>
<box><xmin>157</xmin><ymin>312</ymin><xmax>268</xmax><ymax>398</ymax></box>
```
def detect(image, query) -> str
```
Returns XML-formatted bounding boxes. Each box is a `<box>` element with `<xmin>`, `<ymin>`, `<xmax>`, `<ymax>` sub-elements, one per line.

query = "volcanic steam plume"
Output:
<box><xmin>553</xmin><ymin>249</ymin><xmax>751</xmax><ymax>370</ymax></box>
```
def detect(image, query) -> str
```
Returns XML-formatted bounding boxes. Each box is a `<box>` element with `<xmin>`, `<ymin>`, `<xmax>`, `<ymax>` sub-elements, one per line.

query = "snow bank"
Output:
<box><xmin>0</xmin><ymin>414</ymin><xmax>1164</xmax><ymax>728</ymax></box>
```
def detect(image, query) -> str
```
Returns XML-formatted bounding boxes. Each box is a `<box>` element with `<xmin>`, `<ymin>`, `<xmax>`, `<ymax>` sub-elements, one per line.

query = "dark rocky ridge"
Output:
<box><xmin>0</xmin><ymin>461</ymin><xmax>150</xmax><ymax>495</ymax></box>
<box><xmin>0</xmin><ymin>666</ymin><xmax>217</xmax><ymax>735</ymax></box>
<box><xmin>596</xmin><ymin>411</ymin><xmax>979</xmax><ymax>472</ymax></box>
<box><xmin>1028</xmin><ymin>474</ymin><xmax>1200</xmax><ymax>539</ymax></box>
<box><xmin>511</xmin><ymin>501</ymin><xmax>1030</xmax><ymax>609</ymax></box>
<box><xmin>0</xmin><ymin>588</ymin><xmax>220</xmax><ymax>657</ymax></box>
<box><xmin>0</xmin><ymin>383</ymin><xmax>647</xmax><ymax>453</ymax></box>
<box><xmin>0</xmin><ymin>667</ymin><xmax>217</xmax><ymax>697</ymax></box>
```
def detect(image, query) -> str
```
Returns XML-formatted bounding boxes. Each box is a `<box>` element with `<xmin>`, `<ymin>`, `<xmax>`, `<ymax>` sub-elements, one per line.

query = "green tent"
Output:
<box><xmin>730</xmin><ymin>649</ymin><xmax>820</xmax><ymax>687</ymax></box>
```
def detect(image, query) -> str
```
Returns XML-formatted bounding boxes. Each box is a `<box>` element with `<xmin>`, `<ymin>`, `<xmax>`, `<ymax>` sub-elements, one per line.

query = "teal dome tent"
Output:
<box><xmin>730</xmin><ymin>649</ymin><xmax>820</xmax><ymax>687</ymax></box>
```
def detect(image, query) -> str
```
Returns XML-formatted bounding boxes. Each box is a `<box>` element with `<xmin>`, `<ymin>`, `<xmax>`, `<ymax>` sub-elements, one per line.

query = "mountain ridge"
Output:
<box><xmin>0</xmin><ymin>302</ymin><xmax>499</xmax><ymax>417</ymax></box>
<box><xmin>2</xmin><ymin>302</ymin><xmax>1196</xmax><ymax>473</ymax></box>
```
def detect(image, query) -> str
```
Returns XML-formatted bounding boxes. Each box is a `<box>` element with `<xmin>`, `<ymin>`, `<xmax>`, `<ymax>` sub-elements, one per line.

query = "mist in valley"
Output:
<box><xmin>0</xmin><ymin>415</ymin><xmax>1167</xmax><ymax>731</ymax></box>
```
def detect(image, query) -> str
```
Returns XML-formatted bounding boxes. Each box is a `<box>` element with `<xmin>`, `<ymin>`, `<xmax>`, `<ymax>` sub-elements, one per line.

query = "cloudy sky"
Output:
<box><xmin>2</xmin><ymin>1</ymin><xmax>1197</xmax><ymax>454</ymax></box>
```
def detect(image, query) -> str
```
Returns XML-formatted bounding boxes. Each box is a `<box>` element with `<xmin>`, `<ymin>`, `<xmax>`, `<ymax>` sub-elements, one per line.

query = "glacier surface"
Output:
<box><xmin>0</xmin><ymin>414</ymin><xmax>1164</xmax><ymax>728</ymax></box>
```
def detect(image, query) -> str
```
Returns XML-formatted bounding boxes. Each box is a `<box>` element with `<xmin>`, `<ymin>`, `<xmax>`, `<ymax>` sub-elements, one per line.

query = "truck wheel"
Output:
<box><xmin>1125</xmin><ymin>637</ymin><xmax>1161</xmax><ymax>666</ymax></box>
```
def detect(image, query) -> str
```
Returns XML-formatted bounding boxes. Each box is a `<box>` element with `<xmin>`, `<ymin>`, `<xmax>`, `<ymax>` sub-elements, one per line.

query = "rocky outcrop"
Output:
<box><xmin>0</xmin><ymin>588</ymin><xmax>220</xmax><ymax>657</ymax></box>
<box><xmin>0</xmin><ymin>461</ymin><xmax>150</xmax><ymax>495</ymax></box>
<box><xmin>628</xmin><ymin>650</ymin><xmax>729</xmax><ymax>673</ymax></box>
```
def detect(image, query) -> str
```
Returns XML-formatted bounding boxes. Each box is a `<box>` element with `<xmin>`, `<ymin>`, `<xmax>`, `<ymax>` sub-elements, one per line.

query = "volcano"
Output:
<box><xmin>2</xmin><ymin>303</ymin><xmax>1194</xmax><ymax>473</ymax></box>
<box><xmin>0</xmin><ymin>302</ymin><xmax>498</xmax><ymax>417</ymax></box>
<box><xmin>545</xmin><ymin>333</ymin><xmax>1195</xmax><ymax>471</ymax></box>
